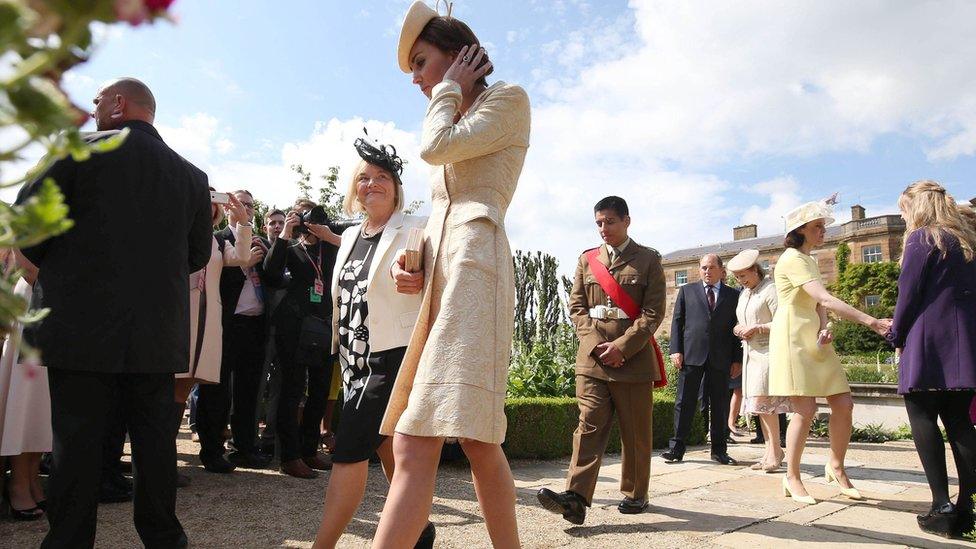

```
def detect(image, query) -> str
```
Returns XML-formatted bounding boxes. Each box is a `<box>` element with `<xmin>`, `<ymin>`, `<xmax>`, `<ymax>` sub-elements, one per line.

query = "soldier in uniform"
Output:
<box><xmin>537</xmin><ymin>196</ymin><xmax>667</xmax><ymax>524</ymax></box>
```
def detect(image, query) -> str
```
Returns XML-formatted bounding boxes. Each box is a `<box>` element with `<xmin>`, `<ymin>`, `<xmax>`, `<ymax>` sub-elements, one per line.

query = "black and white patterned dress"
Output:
<box><xmin>337</xmin><ymin>230</ymin><xmax>382</xmax><ymax>407</ymax></box>
<box><xmin>333</xmin><ymin>229</ymin><xmax>407</xmax><ymax>463</ymax></box>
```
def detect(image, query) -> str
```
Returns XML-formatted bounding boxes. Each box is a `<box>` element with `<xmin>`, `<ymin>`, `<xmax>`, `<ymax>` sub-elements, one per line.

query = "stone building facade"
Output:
<box><xmin>656</xmin><ymin>205</ymin><xmax>907</xmax><ymax>336</ymax></box>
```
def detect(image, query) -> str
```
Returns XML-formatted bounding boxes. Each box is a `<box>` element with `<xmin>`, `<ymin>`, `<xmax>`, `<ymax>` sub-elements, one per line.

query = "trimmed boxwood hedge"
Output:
<box><xmin>503</xmin><ymin>391</ymin><xmax>707</xmax><ymax>459</ymax></box>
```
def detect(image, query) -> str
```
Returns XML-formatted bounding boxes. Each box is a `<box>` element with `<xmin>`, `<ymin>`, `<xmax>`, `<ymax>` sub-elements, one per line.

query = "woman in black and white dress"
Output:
<box><xmin>312</xmin><ymin>140</ymin><xmax>431</xmax><ymax>548</ymax></box>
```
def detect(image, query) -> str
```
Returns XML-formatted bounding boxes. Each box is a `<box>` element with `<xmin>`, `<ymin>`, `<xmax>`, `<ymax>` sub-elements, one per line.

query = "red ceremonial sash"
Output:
<box><xmin>585</xmin><ymin>248</ymin><xmax>668</xmax><ymax>388</ymax></box>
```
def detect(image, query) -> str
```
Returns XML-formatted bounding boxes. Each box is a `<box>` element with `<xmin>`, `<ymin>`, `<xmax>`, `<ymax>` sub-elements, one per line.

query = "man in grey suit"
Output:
<box><xmin>661</xmin><ymin>253</ymin><xmax>741</xmax><ymax>465</ymax></box>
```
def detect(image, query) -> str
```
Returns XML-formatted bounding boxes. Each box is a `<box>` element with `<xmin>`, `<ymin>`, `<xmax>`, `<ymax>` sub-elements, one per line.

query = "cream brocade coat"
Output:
<box><xmin>736</xmin><ymin>278</ymin><xmax>779</xmax><ymax>397</ymax></box>
<box><xmin>380</xmin><ymin>80</ymin><xmax>531</xmax><ymax>444</ymax></box>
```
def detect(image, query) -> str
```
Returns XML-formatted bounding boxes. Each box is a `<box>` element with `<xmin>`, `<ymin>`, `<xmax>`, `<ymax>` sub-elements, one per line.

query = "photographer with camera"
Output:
<box><xmin>263</xmin><ymin>201</ymin><xmax>341</xmax><ymax>478</ymax></box>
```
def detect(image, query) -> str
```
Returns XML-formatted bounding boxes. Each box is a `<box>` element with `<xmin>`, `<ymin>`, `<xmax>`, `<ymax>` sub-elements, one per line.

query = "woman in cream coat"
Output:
<box><xmin>375</xmin><ymin>3</ymin><xmax>530</xmax><ymax>548</ymax></box>
<box><xmin>173</xmin><ymin>191</ymin><xmax>251</xmax><ymax>475</ymax></box>
<box><xmin>729</xmin><ymin>249</ymin><xmax>790</xmax><ymax>473</ymax></box>
<box><xmin>313</xmin><ymin>142</ymin><xmax>429</xmax><ymax>548</ymax></box>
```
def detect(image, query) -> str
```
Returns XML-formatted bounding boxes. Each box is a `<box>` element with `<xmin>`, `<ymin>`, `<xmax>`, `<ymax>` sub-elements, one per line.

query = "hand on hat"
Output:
<box><xmin>444</xmin><ymin>44</ymin><xmax>492</xmax><ymax>97</ymax></box>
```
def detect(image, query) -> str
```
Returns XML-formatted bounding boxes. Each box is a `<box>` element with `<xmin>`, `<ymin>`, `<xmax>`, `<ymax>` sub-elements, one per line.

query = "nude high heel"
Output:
<box><xmin>782</xmin><ymin>477</ymin><xmax>817</xmax><ymax>505</ymax></box>
<box><xmin>824</xmin><ymin>464</ymin><xmax>863</xmax><ymax>500</ymax></box>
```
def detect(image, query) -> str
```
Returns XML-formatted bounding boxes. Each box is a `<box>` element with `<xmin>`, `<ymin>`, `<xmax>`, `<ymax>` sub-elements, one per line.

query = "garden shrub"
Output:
<box><xmin>503</xmin><ymin>391</ymin><xmax>705</xmax><ymax>458</ymax></box>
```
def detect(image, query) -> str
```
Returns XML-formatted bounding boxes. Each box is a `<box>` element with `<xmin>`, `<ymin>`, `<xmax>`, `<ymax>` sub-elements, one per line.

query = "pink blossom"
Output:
<box><xmin>115</xmin><ymin>0</ymin><xmax>176</xmax><ymax>26</ymax></box>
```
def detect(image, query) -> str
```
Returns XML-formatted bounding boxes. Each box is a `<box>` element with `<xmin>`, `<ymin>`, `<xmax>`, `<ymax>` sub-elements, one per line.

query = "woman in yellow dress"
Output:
<box><xmin>769</xmin><ymin>200</ymin><xmax>890</xmax><ymax>504</ymax></box>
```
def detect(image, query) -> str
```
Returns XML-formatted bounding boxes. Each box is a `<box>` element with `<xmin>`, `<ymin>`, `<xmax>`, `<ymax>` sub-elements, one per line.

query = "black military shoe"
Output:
<box><xmin>711</xmin><ymin>453</ymin><xmax>739</xmax><ymax>465</ymax></box>
<box><xmin>536</xmin><ymin>488</ymin><xmax>586</xmax><ymax>525</ymax></box>
<box><xmin>618</xmin><ymin>497</ymin><xmax>649</xmax><ymax>514</ymax></box>
<box><xmin>660</xmin><ymin>450</ymin><xmax>683</xmax><ymax>463</ymax></box>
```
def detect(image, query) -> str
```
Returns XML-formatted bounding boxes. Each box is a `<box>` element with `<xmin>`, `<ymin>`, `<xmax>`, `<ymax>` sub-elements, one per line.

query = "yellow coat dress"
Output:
<box><xmin>768</xmin><ymin>248</ymin><xmax>849</xmax><ymax>397</ymax></box>
<box><xmin>380</xmin><ymin>80</ymin><xmax>531</xmax><ymax>444</ymax></box>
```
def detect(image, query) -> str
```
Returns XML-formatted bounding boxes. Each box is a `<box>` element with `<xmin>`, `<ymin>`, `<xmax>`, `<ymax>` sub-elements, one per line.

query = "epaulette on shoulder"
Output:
<box><xmin>581</xmin><ymin>247</ymin><xmax>600</xmax><ymax>256</ymax></box>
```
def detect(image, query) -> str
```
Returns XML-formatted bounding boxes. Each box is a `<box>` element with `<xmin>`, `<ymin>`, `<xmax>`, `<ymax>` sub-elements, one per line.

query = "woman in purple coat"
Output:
<box><xmin>888</xmin><ymin>180</ymin><xmax>976</xmax><ymax>539</ymax></box>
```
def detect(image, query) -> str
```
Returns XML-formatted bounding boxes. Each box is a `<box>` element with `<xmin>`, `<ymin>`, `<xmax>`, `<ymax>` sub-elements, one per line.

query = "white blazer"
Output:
<box><xmin>331</xmin><ymin>211</ymin><xmax>427</xmax><ymax>354</ymax></box>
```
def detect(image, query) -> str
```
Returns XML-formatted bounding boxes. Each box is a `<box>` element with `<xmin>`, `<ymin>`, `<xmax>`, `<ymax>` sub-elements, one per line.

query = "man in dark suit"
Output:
<box><xmin>662</xmin><ymin>253</ymin><xmax>742</xmax><ymax>465</ymax></box>
<box><xmin>195</xmin><ymin>189</ymin><xmax>271</xmax><ymax>472</ymax></box>
<box><xmin>257</xmin><ymin>209</ymin><xmax>287</xmax><ymax>455</ymax></box>
<box><xmin>16</xmin><ymin>78</ymin><xmax>211</xmax><ymax>548</ymax></box>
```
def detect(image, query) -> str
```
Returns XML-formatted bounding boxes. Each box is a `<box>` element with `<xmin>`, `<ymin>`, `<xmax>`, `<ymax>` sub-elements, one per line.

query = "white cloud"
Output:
<box><xmin>504</xmin><ymin>0</ymin><xmax>976</xmax><ymax>271</ymax></box>
<box><xmin>738</xmin><ymin>177</ymin><xmax>802</xmax><ymax>237</ymax></box>
<box><xmin>158</xmin><ymin>113</ymin><xmax>229</xmax><ymax>162</ymax></box>
<box><xmin>163</xmin><ymin>115</ymin><xmax>431</xmax><ymax>215</ymax></box>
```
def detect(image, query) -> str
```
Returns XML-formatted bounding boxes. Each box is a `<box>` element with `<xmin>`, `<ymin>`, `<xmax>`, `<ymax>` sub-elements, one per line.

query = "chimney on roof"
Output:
<box><xmin>733</xmin><ymin>224</ymin><xmax>757</xmax><ymax>241</ymax></box>
<box><xmin>851</xmin><ymin>204</ymin><xmax>866</xmax><ymax>221</ymax></box>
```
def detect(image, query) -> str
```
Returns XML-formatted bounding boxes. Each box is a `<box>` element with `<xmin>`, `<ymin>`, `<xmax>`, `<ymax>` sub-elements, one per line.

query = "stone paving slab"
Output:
<box><xmin>3</xmin><ymin>437</ymin><xmax>975</xmax><ymax>548</ymax></box>
<box><xmin>812</xmin><ymin>504</ymin><xmax>974</xmax><ymax>548</ymax></box>
<box><xmin>775</xmin><ymin>501</ymin><xmax>850</xmax><ymax>525</ymax></box>
<box><xmin>712</xmin><ymin>520</ymin><xmax>904</xmax><ymax>548</ymax></box>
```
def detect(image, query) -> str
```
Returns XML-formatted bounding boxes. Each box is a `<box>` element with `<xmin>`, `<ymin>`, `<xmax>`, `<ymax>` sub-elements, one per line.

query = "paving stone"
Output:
<box><xmin>637</xmin><ymin>492</ymin><xmax>776</xmax><ymax>536</ymax></box>
<box><xmin>812</xmin><ymin>504</ymin><xmax>976</xmax><ymax>548</ymax></box>
<box><xmin>775</xmin><ymin>501</ymin><xmax>850</xmax><ymax>525</ymax></box>
<box><xmin>654</xmin><ymin>469</ymin><xmax>741</xmax><ymax>490</ymax></box>
<box><xmin>712</xmin><ymin>520</ymin><xmax>904</xmax><ymax>548</ymax></box>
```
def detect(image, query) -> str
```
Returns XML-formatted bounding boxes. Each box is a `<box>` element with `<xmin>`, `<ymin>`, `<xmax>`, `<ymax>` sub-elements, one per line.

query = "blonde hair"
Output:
<box><xmin>898</xmin><ymin>180</ymin><xmax>976</xmax><ymax>263</ymax></box>
<box><xmin>342</xmin><ymin>159</ymin><xmax>404</xmax><ymax>217</ymax></box>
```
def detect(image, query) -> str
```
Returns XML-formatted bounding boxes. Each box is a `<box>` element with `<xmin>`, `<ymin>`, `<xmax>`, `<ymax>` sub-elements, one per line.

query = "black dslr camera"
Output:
<box><xmin>295</xmin><ymin>205</ymin><xmax>329</xmax><ymax>236</ymax></box>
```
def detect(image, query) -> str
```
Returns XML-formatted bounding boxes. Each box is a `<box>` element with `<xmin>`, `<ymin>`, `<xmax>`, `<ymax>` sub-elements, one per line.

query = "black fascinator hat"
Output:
<box><xmin>353</xmin><ymin>131</ymin><xmax>404</xmax><ymax>185</ymax></box>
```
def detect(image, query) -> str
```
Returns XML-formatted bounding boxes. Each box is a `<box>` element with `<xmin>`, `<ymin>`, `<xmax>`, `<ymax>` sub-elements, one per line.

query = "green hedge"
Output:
<box><xmin>503</xmin><ymin>391</ymin><xmax>706</xmax><ymax>459</ymax></box>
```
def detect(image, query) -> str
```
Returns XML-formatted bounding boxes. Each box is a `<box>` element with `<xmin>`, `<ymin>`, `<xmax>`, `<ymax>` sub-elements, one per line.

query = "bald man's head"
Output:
<box><xmin>91</xmin><ymin>77</ymin><xmax>156</xmax><ymax>130</ymax></box>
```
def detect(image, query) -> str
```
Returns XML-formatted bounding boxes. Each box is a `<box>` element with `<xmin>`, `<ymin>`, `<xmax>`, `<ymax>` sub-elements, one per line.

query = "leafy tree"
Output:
<box><xmin>836</xmin><ymin>241</ymin><xmax>851</xmax><ymax>277</ymax></box>
<box><xmin>829</xmin><ymin>243</ymin><xmax>899</xmax><ymax>355</ymax></box>
<box><xmin>317</xmin><ymin>165</ymin><xmax>343</xmax><ymax>219</ymax></box>
<box><xmin>833</xmin><ymin>262</ymin><xmax>900</xmax><ymax>310</ymax></box>
<box><xmin>292</xmin><ymin>163</ymin><xmax>313</xmax><ymax>202</ymax></box>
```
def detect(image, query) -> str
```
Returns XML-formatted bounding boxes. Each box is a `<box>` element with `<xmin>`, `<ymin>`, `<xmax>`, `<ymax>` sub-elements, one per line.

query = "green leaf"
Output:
<box><xmin>8</xmin><ymin>177</ymin><xmax>73</xmax><ymax>249</ymax></box>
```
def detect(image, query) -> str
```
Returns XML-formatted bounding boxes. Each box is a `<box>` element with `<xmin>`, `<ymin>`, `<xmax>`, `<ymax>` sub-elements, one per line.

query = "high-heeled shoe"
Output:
<box><xmin>782</xmin><ymin>477</ymin><xmax>817</xmax><ymax>505</ymax></box>
<box><xmin>824</xmin><ymin>464</ymin><xmax>863</xmax><ymax>500</ymax></box>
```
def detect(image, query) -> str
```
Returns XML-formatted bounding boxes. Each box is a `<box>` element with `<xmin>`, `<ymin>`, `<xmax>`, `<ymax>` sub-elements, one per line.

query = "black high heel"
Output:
<box><xmin>917</xmin><ymin>502</ymin><xmax>957</xmax><ymax>538</ymax></box>
<box><xmin>3</xmin><ymin>483</ymin><xmax>44</xmax><ymax>521</ymax></box>
<box><xmin>10</xmin><ymin>504</ymin><xmax>44</xmax><ymax>521</ymax></box>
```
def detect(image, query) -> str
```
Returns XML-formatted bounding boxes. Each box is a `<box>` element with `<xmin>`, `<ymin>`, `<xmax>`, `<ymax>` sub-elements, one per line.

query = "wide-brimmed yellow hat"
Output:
<box><xmin>784</xmin><ymin>201</ymin><xmax>835</xmax><ymax>234</ymax></box>
<box><xmin>727</xmin><ymin>249</ymin><xmax>760</xmax><ymax>272</ymax></box>
<box><xmin>398</xmin><ymin>1</ymin><xmax>440</xmax><ymax>73</ymax></box>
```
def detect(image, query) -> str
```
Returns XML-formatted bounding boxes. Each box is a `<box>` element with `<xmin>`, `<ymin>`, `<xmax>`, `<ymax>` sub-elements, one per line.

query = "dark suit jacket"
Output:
<box><xmin>669</xmin><ymin>281</ymin><xmax>740</xmax><ymax>370</ymax></box>
<box><xmin>214</xmin><ymin>225</ymin><xmax>267</xmax><ymax>322</ymax></box>
<box><xmin>263</xmin><ymin>236</ymin><xmax>338</xmax><ymax>335</ymax></box>
<box><xmin>16</xmin><ymin>120</ymin><xmax>212</xmax><ymax>373</ymax></box>
<box><xmin>569</xmin><ymin>240</ymin><xmax>667</xmax><ymax>383</ymax></box>
<box><xmin>888</xmin><ymin>228</ymin><xmax>976</xmax><ymax>394</ymax></box>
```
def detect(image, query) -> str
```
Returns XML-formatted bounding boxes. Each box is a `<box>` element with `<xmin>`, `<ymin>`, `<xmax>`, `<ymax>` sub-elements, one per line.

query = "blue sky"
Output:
<box><xmin>8</xmin><ymin>1</ymin><xmax>976</xmax><ymax>272</ymax></box>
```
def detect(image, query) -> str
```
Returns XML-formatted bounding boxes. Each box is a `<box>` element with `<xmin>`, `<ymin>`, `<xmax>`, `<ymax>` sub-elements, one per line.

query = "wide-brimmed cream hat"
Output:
<box><xmin>398</xmin><ymin>1</ymin><xmax>440</xmax><ymax>73</ymax></box>
<box><xmin>727</xmin><ymin>249</ymin><xmax>760</xmax><ymax>272</ymax></box>
<box><xmin>784</xmin><ymin>201</ymin><xmax>835</xmax><ymax>234</ymax></box>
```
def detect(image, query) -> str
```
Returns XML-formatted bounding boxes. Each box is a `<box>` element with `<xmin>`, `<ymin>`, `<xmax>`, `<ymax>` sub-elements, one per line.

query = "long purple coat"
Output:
<box><xmin>888</xmin><ymin>228</ymin><xmax>976</xmax><ymax>394</ymax></box>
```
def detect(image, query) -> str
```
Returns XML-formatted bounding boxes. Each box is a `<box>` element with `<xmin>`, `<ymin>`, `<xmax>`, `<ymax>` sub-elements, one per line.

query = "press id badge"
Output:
<box><xmin>310</xmin><ymin>278</ymin><xmax>324</xmax><ymax>303</ymax></box>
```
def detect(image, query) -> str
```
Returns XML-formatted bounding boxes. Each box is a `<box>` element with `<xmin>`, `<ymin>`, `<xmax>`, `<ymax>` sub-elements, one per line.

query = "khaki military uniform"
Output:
<box><xmin>566</xmin><ymin>238</ymin><xmax>666</xmax><ymax>504</ymax></box>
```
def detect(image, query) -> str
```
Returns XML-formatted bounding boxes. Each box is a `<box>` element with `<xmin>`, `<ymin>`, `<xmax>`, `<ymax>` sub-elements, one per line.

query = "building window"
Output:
<box><xmin>862</xmin><ymin>245</ymin><xmax>883</xmax><ymax>263</ymax></box>
<box><xmin>675</xmin><ymin>270</ymin><xmax>688</xmax><ymax>286</ymax></box>
<box><xmin>865</xmin><ymin>295</ymin><xmax>881</xmax><ymax>308</ymax></box>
